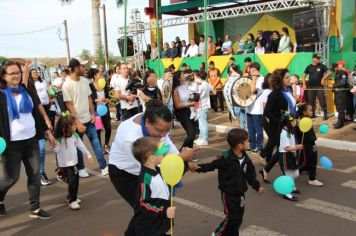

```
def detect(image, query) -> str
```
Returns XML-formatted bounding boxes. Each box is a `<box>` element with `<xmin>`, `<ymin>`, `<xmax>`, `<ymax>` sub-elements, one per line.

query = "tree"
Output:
<box><xmin>60</xmin><ymin>0</ymin><xmax>124</xmax><ymax>56</ymax></box>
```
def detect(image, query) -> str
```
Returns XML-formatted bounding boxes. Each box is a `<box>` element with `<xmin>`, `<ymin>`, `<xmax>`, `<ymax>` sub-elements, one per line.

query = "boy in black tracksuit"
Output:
<box><xmin>195</xmin><ymin>128</ymin><xmax>264</xmax><ymax>236</ymax></box>
<box><xmin>125</xmin><ymin>137</ymin><xmax>175</xmax><ymax>236</ymax></box>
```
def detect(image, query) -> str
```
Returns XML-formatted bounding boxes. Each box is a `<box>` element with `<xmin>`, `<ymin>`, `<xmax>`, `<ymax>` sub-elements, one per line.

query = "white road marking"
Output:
<box><xmin>341</xmin><ymin>180</ymin><xmax>356</xmax><ymax>189</ymax></box>
<box><xmin>240</xmin><ymin>225</ymin><xmax>287</xmax><ymax>236</ymax></box>
<box><xmin>174</xmin><ymin>197</ymin><xmax>225</xmax><ymax>218</ymax></box>
<box><xmin>296</xmin><ymin>198</ymin><xmax>356</xmax><ymax>222</ymax></box>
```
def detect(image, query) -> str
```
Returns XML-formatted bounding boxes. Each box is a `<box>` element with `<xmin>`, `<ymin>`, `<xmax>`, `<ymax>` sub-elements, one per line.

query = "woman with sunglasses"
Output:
<box><xmin>0</xmin><ymin>61</ymin><xmax>56</xmax><ymax>219</ymax></box>
<box><xmin>108</xmin><ymin>99</ymin><xmax>194</xmax><ymax>208</ymax></box>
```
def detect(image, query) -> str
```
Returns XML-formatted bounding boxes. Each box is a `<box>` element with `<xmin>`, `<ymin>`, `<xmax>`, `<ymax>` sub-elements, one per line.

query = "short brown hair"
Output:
<box><xmin>132</xmin><ymin>137</ymin><xmax>160</xmax><ymax>164</ymax></box>
<box><xmin>271</xmin><ymin>68</ymin><xmax>289</xmax><ymax>90</ymax></box>
<box><xmin>227</xmin><ymin>128</ymin><xmax>249</xmax><ymax>148</ymax></box>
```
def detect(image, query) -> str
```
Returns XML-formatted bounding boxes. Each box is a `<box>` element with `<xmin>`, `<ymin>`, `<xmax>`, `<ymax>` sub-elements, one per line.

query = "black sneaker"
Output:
<box><xmin>0</xmin><ymin>204</ymin><xmax>6</xmax><ymax>216</ymax></box>
<box><xmin>40</xmin><ymin>172</ymin><xmax>51</xmax><ymax>186</ymax></box>
<box><xmin>103</xmin><ymin>145</ymin><xmax>111</xmax><ymax>154</ymax></box>
<box><xmin>29</xmin><ymin>209</ymin><xmax>52</xmax><ymax>220</ymax></box>
<box><xmin>55</xmin><ymin>168</ymin><xmax>64</xmax><ymax>182</ymax></box>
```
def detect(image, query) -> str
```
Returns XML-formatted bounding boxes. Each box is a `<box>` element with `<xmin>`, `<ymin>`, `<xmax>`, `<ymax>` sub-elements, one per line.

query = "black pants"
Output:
<box><xmin>334</xmin><ymin>91</ymin><xmax>347</xmax><ymax>119</ymax></box>
<box><xmin>264</xmin><ymin>151</ymin><xmax>280</xmax><ymax>173</ymax></box>
<box><xmin>260</xmin><ymin>119</ymin><xmax>280</xmax><ymax>162</ymax></box>
<box><xmin>56</xmin><ymin>92</ymin><xmax>67</xmax><ymax>113</ymax></box>
<box><xmin>214</xmin><ymin>192</ymin><xmax>245</xmax><ymax>236</ymax></box>
<box><xmin>307</xmin><ymin>87</ymin><xmax>327</xmax><ymax>115</ymax></box>
<box><xmin>122</xmin><ymin>107</ymin><xmax>139</xmax><ymax>121</ymax></box>
<box><xmin>97</xmin><ymin>109</ymin><xmax>112</xmax><ymax>146</ymax></box>
<box><xmin>43</xmin><ymin>104</ymin><xmax>55</xmax><ymax>129</ymax></box>
<box><xmin>0</xmin><ymin>137</ymin><xmax>41</xmax><ymax>211</ymax></box>
<box><xmin>61</xmin><ymin>166</ymin><xmax>79</xmax><ymax>203</ymax></box>
<box><xmin>175</xmin><ymin>108</ymin><xmax>196</xmax><ymax>149</ymax></box>
<box><xmin>299</xmin><ymin>142</ymin><xmax>318</xmax><ymax>181</ymax></box>
<box><xmin>109</xmin><ymin>164</ymin><xmax>138</xmax><ymax>208</ymax></box>
<box><xmin>210</xmin><ymin>90</ymin><xmax>224</xmax><ymax>112</ymax></box>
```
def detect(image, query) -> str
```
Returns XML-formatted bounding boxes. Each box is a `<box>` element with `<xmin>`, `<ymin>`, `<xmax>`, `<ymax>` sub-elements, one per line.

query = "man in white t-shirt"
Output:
<box><xmin>185</xmin><ymin>39</ymin><xmax>199</xmax><ymax>58</ymax></box>
<box><xmin>245</xmin><ymin>62</ymin><xmax>265</xmax><ymax>153</ymax></box>
<box><xmin>62</xmin><ymin>58</ymin><xmax>108</xmax><ymax>177</ymax></box>
<box><xmin>222</xmin><ymin>34</ymin><xmax>233</xmax><ymax>55</ymax></box>
<box><xmin>113</xmin><ymin>63</ymin><xmax>139</xmax><ymax>120</ymax></box>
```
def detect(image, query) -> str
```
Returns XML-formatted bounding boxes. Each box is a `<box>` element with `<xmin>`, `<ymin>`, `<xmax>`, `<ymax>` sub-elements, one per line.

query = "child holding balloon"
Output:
<box><xmin>126</xmin><ymin>137</ymin><xmax>175</xmax><ymax>236</ymax></box>
<box><xmin>193</xmin><ymin>128</ymin><xmax>264</xmax><ymax>236</ymax></box>
<box><xmin>296</xmin><ymin>103</ymin><xmax>324</xmax><ymax>186</ymax></box>
<box><xmin>278</xmin><ymin>111</ymin><xmax>303</xmax><ymax>201</ymax></box>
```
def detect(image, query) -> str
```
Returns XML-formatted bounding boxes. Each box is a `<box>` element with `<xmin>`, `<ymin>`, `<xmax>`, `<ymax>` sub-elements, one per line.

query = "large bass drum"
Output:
<box><xmin>224</xmin><ymin>76</ymin><xmax>256</xmax><ymax>119</ymax></box>
<box><xmin>157</xmin><ymin>79</ymin><xmax>172</xmax><ymax>105</ymax></box>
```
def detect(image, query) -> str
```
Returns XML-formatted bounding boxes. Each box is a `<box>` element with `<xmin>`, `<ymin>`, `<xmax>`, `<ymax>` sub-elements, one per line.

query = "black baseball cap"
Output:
<box><xmin>181</xmin><ymin>63</ymin><xmax>187</xmax><ymax>67</ymax></box>
<box><xmin>312</xmin><ymin>54</ymin><xmax>321</xmax><ymax>59</ymax></box>
<box><xmin>68</xmin><ymin>58</ymin><xmax>88</xmax><ymax>69</ymax></box>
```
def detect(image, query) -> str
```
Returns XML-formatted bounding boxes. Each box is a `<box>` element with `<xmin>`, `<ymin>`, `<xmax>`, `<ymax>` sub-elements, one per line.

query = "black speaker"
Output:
<box><xmin>294</xmin><ymin>9</ymin><xmax>324</xmax><ymax>45</ymax></box>
<box><xmin>117</xmin><ymin>36</ymin><xmax>135</xmax><ymax>56</ymax></box>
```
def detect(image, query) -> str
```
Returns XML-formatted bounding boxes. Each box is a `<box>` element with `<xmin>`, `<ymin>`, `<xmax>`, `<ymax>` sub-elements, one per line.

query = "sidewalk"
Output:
<box><xmin>205</xmin><ymin>111</ymin><xmax>356</xmax><ymax>151</ymax></box>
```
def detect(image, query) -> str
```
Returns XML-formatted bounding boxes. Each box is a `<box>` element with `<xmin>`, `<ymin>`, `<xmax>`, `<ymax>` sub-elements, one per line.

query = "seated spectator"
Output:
<box><xmin>267</xmin><ymin>31</ymin><xmax>280</xmax><ymax>53</ymax></box>
<box><xmin>222</xmin><ymin>34</ymin><xmax>233</xmax><ymax>55</ymax></box>
<box><xmin>255</xmin><ymin>30</ymin><xmax>267</xmax><ymax>47</ymax></box>
<box><xmin>161</xmin><ymin>42</ymin><xmax>171</xmax><ymax>58</ymax></box>
<box><xmin>234</xmin><ymin>33</ymin><xmax>245</xmax><ymax>54</ymax></box>
<box><xmin>242</xmin><ymin>33</ymin><xmax>255</xmax><ymax>54</ymax></box>
<box><xmin>181</xmin><ymin>40</ymin><xmax>188</xmax><ymax>58</ymax></box>
<box><xmin>278</xmin><ymin>27</ymin><xmax>291</xmax><ymax>53</ymax></box>
<box><xmin>185</xmin><ymin>39</ymin><xmax>199</xmax><ymax>57</ymax></box>
<box><xmin>198</xmin><ymin>35</ymin><xmax>205</xmax><ymax>56</ymax></box>
<box><xmin>207</xmin><ymin>36</ymin><xmax>216</xmax><ymax>57</ymax></box>
<box><xmin>243</xmin><ymin>57</ymin><xmax>252</xmax><ymax>76</ymax></box>
<box><xmin>150</xmin><ymin>42</ymin><xmax>159</xmax><ymax>60</ymax></box>
<box><xmin>175</xmin><ymin>36</ymin><xmax>182</xmax><ymax>56</ymax></box>
<box><xmin>170</xmin><ymin>41</ymin><xmax>179</xmax><ymax>59</ymax></box>
<box><xmin>215</xmin><ymin>37</ymin><xmax>223</xmax><ymax>55</ymax></box>
<box><xmin>200</xmin><ymin>62</ymin><xmax>206</xmax><ymax>72</ymax></box>
<box><xmin>255</xmin><ymin>41</ymin><xmax>265</xmax><ymax>54</ymax></box>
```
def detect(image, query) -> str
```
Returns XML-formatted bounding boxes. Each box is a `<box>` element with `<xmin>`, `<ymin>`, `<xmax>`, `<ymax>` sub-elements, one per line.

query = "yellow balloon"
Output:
<box><xmin>299</xmin><ymin>117</ymin><xmax>313</xmax><ymax>133</ymax></box>
<box><xmin>98</xmin><ymin>78</ymin><xmax>106</xmax><ymax>89</ymax></box>
<box><xmin>160</xmin><ymin>154</ymin><xmax>184</xmax><ymax>186</ymax></box>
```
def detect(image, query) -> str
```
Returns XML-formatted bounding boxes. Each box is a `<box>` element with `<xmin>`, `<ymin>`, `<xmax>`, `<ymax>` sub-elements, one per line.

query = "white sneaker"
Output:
<box><xmin>68</xmin><ymin>201</ymin><xmax>80</xmax><ymax>210</ymax></box>
<box><xmin>190</xmin><ymin>112</ymin><xmax>197</xmax><ymax>120</ymax></box>
<box><xmin>101</xmin><ymin>166</ymin><xmax>109</xmax><ymax>176</ymax></box>
<box><xmin>196</xmin><ymin>139</ymin><xmax>208</xmax><ymax>146</ymax></box>
<box><xmin>76</xmin><ymin>198</ymin><xmax>82</xmax><ymax>204</ymax></box>
<box><xmin>309</xmin><ymin>180</ymin><xmax>324</xmax><ymax>186</ymax></box>
<box><xmin>78</xmin><ymin>169</ymin><xmax>89</xmax><ymax>178</ymax></box>
<box><xmin>353</xmin><ymin>118</ymin><xmax>356</xmax><ymax>123</ymax></box>
<box><xmin>194</xmin><ymin>138</ymin><xmax>201</xmax><ymax>144</ymax></box>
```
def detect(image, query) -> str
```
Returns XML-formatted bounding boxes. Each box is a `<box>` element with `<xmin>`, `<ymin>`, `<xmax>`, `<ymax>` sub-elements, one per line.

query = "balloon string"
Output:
<box><xmin>170</xmin><ymin>186</ymin><xmax>174</xmax><ymax>236</ymax></box>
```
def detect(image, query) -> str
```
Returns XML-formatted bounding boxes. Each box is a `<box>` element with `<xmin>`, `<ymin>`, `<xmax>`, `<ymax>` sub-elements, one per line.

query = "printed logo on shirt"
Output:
<box><xmin>240</xmin><ymin>196</ymin><xmax>245</xmax><ymax>208</ymax></box>
<box><xmin>317</xmin><ymin>68</ymin><xmax>321</xmax><ymax>72</ymax></box>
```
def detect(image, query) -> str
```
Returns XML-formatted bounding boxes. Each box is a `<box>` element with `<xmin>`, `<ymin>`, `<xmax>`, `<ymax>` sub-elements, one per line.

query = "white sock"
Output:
<box><xmin>190</xmin><ymin>111</ymin><xmax>196</xmax><ymax>120</ymax></box>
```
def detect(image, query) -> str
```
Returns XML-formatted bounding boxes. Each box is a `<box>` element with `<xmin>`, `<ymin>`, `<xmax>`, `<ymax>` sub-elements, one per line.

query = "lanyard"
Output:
<box><xmin>141</xmin><ymin>116</ymin><xmax>149</xmax><ymax>137</ymax></box>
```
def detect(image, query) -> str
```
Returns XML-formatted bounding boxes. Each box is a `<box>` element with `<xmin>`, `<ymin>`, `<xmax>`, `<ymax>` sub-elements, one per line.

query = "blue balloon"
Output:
<box><xmin>273</xmin><ymin>176</ymin><xmax>295</xmax><ymax>195</ymax></box>
<box><xmin>319</xmin><ymin>124</ymin><xmax>329</xmax><ymax>134</ymax></box>
<box><xmin>320</xmin><ymin>156</ymin><xmax>333</xmax><ymax>169</ymax></box>
<box><xmin>173</xmin><ymin>180</ymin><xmax>184</xmax><ymax>196</ymax></box>
<box><xmin>96</xmin><ymin>104</ymin><xmax>108</xmax><ymax>116</ymax></box>
<box><xmin>0</xmin><ymin>137</ymin><xmax>6</xmax><ymax>155</ymax></box>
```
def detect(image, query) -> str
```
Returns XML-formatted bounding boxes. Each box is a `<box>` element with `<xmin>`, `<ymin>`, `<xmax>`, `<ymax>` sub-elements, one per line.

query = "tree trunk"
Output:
<box><xmin>92</xmin><ymin>0</ymin><xmax>102</xmax><ymax>57</ymax></box>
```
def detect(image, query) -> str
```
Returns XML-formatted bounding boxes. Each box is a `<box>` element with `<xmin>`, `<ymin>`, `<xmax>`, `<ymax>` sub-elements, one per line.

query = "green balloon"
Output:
<box><xmin>48</xmin><ymin>88</ymin><xmax>56</xmax><ymax>96</ymax></box>
<box><xmin>0</xmin><ymin>137</ymin><xmax>6</xmax><ymax>155</ymax></box>
<box><xmin>319</xmin><ymin>124</ymin><xmax>329</xmax><ymax>134</ymax></box>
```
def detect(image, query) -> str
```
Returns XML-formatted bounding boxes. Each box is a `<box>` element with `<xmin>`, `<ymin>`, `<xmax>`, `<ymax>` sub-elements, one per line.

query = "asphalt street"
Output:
<box><xmin>0</xmin><ymin>125</ymin><xmax>356</xmax><ymax>236</ymax></box>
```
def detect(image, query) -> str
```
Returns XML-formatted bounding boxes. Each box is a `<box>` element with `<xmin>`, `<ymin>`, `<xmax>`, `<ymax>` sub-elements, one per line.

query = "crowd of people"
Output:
<box><xmin>145</xmin><ymin>28</ymin><xmax>294</xmax><ymax>61</ymax></box>
<box><xmin>0</xmin><ymin>50</ymin><xmax>356</xmax><ymax>235</ymax></box>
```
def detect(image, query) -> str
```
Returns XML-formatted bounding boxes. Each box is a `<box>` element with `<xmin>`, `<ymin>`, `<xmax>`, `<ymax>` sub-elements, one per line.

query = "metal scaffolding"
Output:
<box><xmin>118</xmin><ymin>0</ymin><xmax>332</xmax><ymax>34</ymax></box>
<box><xmin>129</xmin><ymin>8</ymin><xmax>145</xmax><ymax>72</ymax></box>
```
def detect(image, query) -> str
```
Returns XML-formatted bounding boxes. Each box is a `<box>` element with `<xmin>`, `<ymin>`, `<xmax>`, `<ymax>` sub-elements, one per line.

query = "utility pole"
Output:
<box><xmin>63</xmin><ymin>20</ymin><xmax>71</xmax><ymax>65</ymax></box>
<box><xmin>102</xmin><ymin>4</ymin><xmax>109</xmax><ymax>70</ymax></box>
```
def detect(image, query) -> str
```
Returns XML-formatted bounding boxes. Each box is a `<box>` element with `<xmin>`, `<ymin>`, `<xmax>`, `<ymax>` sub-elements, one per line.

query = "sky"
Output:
<box><xmin>0</xmin><ymin>0</ymin><xmax>188</xmax><ymax>58</ymax></box>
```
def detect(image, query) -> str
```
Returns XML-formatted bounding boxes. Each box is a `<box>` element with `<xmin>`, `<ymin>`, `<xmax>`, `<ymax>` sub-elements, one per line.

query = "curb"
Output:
<box><xmin>174</xmin><ymin>121</ymin><xmax>356</xmax><ymax>152</ymax></box>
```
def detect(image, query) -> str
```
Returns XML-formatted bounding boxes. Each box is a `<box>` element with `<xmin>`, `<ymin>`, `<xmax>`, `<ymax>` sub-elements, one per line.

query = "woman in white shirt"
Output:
<box><xmin>29</xmin><ymin>68</ymin><xmax>54</xmax><ymax>186</ymax></box>
<box><xmin>0</xmin><ymin>61</ymin><xmax>55</xmax><ymax>219</ymax></box>
<box><xmin>278</xmin><ymin>27</ymin><xmax>291</xmax><ymax>53</ymax></box>
<box><xmin>193</xmin><ymin>70</ymin><xmax>215</xmax><ymax>146</ymax></box>
<box><xmin>172</xmin><ymin>71</ymin><xmax>197</xmax><ymax>149</ymax></box>
<box><xmin>108</xmin><ymin>99</ymin><xmax>194</xmax><ymax>208</ymax></box>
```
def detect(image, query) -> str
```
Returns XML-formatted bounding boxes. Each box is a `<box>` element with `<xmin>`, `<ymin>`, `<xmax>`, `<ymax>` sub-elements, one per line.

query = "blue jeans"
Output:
<box><xmin>233</xmin><ymin>106</ymin><xmax>247</xmax><ymax>129</ymax></box>
<box><xmin>197</xmin><ymin>108</ymin><xmax>208</xmax><ymax>141</ymax></box>
<box><xmin>38</xmin><ymin>139</ymin><xmax>46</xmax><ymax>173</ymax></box>
<box><xmin>247</xmin><ymin>114</ymin><xmax>263</xmax><ymax>150</ymax></box>
<box><xmin>77</xmin><ymin>122</ymin><xmax>107</xmax><ymax>170</ymax></box>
